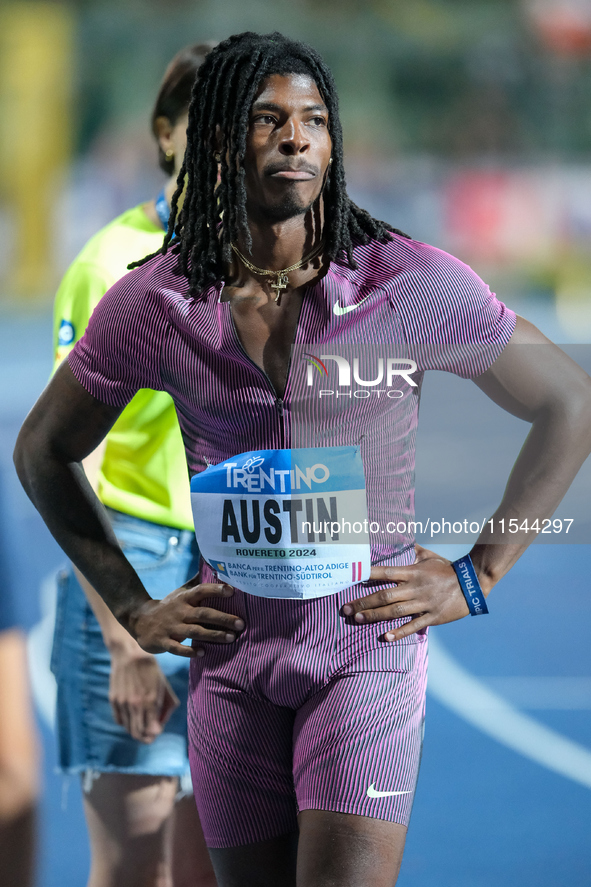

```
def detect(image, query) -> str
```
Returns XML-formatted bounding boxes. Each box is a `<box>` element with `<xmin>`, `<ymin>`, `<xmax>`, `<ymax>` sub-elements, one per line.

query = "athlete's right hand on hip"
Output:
<box><xmin>129</xmin><ymin>576</ymin><xmax>244</xmax><ymax>657</ymax></box>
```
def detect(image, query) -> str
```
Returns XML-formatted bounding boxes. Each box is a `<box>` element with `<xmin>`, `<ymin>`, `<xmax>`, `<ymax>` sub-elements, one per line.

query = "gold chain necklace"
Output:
<box><xmin>231</xmin><ymin>240</ymin><xmax>324</xmax><ymax>304</ymax></box>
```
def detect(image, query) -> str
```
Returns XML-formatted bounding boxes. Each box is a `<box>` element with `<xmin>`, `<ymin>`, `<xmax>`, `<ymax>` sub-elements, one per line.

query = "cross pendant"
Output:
<box><xmin>271</xmin><ymin>273</ymin><xmax>289</xmax><ymax>304</ymax></box>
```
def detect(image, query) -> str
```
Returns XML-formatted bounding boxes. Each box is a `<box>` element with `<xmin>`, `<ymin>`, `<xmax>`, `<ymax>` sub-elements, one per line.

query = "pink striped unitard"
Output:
<box><xmin>69</xmin><ymin>233</ymin><xmax>515</xmax><ymax>846</ymax></box>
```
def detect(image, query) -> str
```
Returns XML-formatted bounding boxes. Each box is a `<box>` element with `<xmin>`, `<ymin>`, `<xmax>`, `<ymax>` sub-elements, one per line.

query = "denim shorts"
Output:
<box><xmin>50</xmin><ymin>508</ymin><xmax>200</xmax><ymax>777</ymax></box>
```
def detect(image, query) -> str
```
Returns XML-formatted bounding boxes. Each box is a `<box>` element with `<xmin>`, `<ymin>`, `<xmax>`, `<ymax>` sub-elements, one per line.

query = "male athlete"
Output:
<box><xmin>15</xmin><ymin>32</ymin><xmax>591</xmax><ymax>887</ymax></box>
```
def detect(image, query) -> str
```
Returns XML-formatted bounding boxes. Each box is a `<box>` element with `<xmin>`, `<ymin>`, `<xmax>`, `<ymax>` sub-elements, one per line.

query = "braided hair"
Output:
<box><xmin>132</xmin><ymin>32</ymin><xmax>408</xmax><ymax>297</ymax></box>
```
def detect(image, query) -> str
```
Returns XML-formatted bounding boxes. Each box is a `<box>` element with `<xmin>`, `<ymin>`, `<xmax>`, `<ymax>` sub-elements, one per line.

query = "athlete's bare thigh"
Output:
<box><xmin>208</xmin><ymin>810</ymin><xmax>406</xmax><ymax>887</ymax></box>
<box><xmin>298</xmin><ymin>810</ymin><xmax>407</xmax><ymax>887</ymax></box>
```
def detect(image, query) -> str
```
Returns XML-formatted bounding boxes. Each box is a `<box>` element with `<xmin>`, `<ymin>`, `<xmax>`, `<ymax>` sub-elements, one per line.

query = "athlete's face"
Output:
<box><xmin>243</xmin><ymin>73</ymin><xmax>332</xmax><ymax>223</ymax></box>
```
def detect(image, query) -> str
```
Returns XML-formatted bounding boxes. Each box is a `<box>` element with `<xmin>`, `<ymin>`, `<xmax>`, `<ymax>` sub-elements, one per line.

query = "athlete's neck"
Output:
<box><xmin>237</xmin><ymin>201</ymin><xmax>324</xmax><ymax>273</ymax></box>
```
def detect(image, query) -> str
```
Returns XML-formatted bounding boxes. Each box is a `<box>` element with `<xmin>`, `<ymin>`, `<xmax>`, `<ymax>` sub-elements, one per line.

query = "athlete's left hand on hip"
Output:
<box><xmin>340</xmin><ymin>545</ymin><xmax>475</xmax><ymax>642</ymax></box>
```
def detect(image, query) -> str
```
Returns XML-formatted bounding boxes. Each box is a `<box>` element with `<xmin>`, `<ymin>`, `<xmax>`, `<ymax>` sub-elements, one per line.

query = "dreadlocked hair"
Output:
<box><xmin>130</xmin><ymin>32</ymin><xmax>409</xmax><ymax>297</ymax></box>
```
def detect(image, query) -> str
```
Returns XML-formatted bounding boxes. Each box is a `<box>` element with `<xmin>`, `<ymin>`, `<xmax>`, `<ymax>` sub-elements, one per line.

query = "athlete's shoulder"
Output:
<box><xmin>347</xmin><ymin>232</ymin><xmax>515</xmax><ymax>342</ymax></box>
<box><xmin>97</xmin><ymin>246</ymin><xmax>192</xmax><ymax>317</ymax></box>
<box><xmin>347</xmin><ymin>232</ymin><xmax>477</xmax><ymax>288</ymax></box>
<box><xmin>348</xmin><ymin>234</ymin><xmax>502</xmax><ymax>323</ymax></box>
<box><xmin>70</xmin><ymin>249</ymin><xmax>185</xmax><ymax>381</ymax></box>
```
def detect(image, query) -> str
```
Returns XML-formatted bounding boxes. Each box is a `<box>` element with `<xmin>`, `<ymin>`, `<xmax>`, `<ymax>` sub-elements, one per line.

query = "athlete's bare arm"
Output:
<box><xmin>343</xmin><ymin>315</ymin><xmax>591</xmax><ymax>639</ymax></box>
<box><xmin>14</xmin><ymin>361</ymin><xmax>244</xmax><ymax>655</ymax></box>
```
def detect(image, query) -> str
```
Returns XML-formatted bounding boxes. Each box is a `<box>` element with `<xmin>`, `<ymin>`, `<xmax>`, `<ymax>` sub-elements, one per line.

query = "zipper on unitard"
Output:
<box><xmin>276</xmin><ymin>398</ymin><xmax>285</xmax><ymax>448</ymax></box>
<box><xmin>227</xmin><ymin>311</ymin><xmax>288</xmax><ymax>449</ymax></box>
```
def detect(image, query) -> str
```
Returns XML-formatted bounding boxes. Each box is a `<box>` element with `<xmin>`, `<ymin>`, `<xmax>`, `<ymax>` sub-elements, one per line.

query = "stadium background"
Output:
<box><xmin>0</xmin><ymin>1</ymin><xmax>590</xmax><ymax>884</ymax></box>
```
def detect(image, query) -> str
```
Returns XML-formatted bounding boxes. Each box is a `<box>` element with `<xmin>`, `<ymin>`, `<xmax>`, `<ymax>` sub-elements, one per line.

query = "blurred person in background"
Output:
<box><xmin>49</xmin><ymin>43</ymin><xmax>217</xmax><ymax>887</ymax></box>
<box><xmin>0</xmin><ymin>480</ymin><xmax>38</xmax><ymax>887</ymax></box>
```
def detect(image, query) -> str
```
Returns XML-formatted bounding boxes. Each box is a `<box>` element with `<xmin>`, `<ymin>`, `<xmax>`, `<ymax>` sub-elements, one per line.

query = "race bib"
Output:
<box><xmin>190</xmin><ymin>447</ymin><xmax>371</xmax><ymax>599</ymax></box>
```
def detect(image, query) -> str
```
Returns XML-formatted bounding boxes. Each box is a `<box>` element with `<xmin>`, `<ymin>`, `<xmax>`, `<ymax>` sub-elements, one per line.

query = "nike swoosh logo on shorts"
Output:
<box><xmin>366</xmin><ymin>783</ymin><xmax>412</xmax><ymax>798</ymax></box>
<box><xmin>333</xmin><ymin>295</ymin><xmax>371</xmax><ymax>315</ymax></box>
